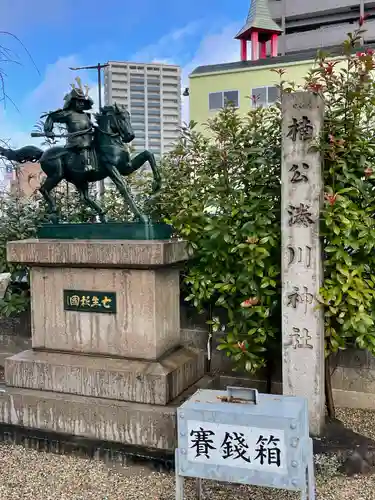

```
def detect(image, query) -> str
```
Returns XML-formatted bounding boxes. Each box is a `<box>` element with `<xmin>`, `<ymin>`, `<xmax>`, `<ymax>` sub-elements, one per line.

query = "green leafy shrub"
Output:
<box><xmin>153</xmin><ymin>106</ymin><xmax>282</xmax><ymax>372</ymax></box>
<box><xmin>153</xmin><ymin>23</ymin><xmax>375</xmax><ymax>377</ymax></box>
<box><xmin>301</xmin><ymin>27</ymin><xmax>375</xmax><ymax>357</ymax></box>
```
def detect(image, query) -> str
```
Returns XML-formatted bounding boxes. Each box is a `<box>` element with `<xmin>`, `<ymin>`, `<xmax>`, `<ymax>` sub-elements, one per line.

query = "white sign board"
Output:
<box><xmin>187</xmin><ymin>420</ymin><xmax>286</xmax><ymax>473</ymax></box>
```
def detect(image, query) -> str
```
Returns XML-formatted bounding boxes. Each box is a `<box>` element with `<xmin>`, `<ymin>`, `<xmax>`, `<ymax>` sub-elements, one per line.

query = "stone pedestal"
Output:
<box><xmin>0</xmin><ymin>238</ymin><xmax>205</xmax><ymax>451</ymax></box>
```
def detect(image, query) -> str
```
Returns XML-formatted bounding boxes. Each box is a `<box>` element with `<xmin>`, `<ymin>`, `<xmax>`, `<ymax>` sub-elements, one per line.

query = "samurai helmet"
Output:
<box><xmin>63</xmin><ymin>77</ymin><xmax>94</xmax><ymax>110</ymax></box>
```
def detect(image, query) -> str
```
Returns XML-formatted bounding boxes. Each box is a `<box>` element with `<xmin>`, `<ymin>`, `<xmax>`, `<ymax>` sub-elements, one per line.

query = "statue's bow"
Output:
<box><xmin>31</xmin><ymin>127</ymin><xmax>93</xmax><ymax>139</ymax></box>
<box><xmin>31</xmin><ymin>132</ymin><xmax>67</xmax><ymax>138</ymax></box>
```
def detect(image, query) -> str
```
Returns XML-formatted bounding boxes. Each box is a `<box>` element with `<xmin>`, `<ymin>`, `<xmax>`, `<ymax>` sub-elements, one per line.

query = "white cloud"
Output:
<box><xmin>180</xmin><ymin>23</ymin><xmax>241</xmax><ymax>124</ymax></box>
<box><xmin>0</xmin><ymin>108</ymin><xmax>42</xmax><ymax>149</ymax></box>
<box><xmin>26</xmin><ymin>55</ymin><xmax>97</xmax><ymax>114</ymax></box>
<box><xmin>0</xmin><ymin>55</ymin><xmax>100</xmax><ymax>152</ymax></box>
<box><xmin>182</xmin><ymin>23</ymin><xmax>241</xmax><ymax>80</ymax></box>
<box><xmin>129</xmin><ymin>20</ymin><xmax>242</xmax><ymax>125</ymax></box>
<box><xmin>151</xmin><ymin>58</ymin><xmax>176</xmax><ymax>65</ymax></box>
<box><xmin>131</xmin><ymin>21</ymin><xmax>242</xmax><ymax>124</ymax></box>
<box><xmin>0</xmin><ymin>55</ymin><xmax>102</xmax><ymax>182</ymax></box>
<box><xmin>133</xmin><ymin>21</ymin><xmax>202</xmax><ymax>64</ymax></box>
<box><xmin>87</xmin><ymin>84</ymin><xmax>103</xmax><ymax>114</ymax></box>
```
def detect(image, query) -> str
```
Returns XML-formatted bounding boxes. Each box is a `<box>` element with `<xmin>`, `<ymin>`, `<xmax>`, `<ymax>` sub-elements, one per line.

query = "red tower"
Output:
<box><xmin>235</xmin><ymin>0</ymin><xmax>282</xmax><ymax>62</ymax></box>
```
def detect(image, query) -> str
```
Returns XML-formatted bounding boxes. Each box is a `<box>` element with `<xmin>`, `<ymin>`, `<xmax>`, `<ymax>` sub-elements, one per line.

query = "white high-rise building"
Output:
<box><xmin>104</xmin><ymin>61</ymin><xmax>181</xmax><ymax>160</ymax></box>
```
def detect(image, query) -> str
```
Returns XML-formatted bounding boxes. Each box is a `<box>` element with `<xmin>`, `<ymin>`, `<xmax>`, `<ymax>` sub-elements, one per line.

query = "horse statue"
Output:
<box><xmin>0</xmin><ymin>103</ymin><xmax>161</xmax><ymax>223</ymax></box>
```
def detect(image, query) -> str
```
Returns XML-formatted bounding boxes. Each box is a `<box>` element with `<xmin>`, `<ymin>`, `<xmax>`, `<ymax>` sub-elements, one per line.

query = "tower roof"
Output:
<box><xmin>235</xmin><ymin>0</ymin><xmax>282</xmax><ymax>39</ymax></box>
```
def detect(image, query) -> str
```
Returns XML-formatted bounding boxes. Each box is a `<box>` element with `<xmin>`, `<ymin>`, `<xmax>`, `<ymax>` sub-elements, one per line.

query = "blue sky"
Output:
<box><xmin>1</xmin><ymin>0</ymin><xmax>251</xmax><ymax>148</ymax></box>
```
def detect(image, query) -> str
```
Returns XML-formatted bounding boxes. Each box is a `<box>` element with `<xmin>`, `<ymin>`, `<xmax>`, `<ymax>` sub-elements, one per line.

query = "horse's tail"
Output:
<box><xmin>0</xmin><ymin>145</ymin><xmax>43</xmax><ymax>164</ymax></box>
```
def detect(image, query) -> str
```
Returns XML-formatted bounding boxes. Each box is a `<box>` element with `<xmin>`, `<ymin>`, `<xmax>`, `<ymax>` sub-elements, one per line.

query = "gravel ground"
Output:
<box><xmin>0</xmin><ymin>407</ymin><xmax>374</xmax><ymax>499</ymax></box>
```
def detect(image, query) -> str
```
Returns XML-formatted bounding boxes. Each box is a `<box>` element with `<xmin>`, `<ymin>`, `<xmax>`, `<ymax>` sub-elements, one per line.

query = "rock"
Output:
<box><xmin>341</xmin><ymin>450</ymin><xmax>371</xmax><ymax>476</ymax></box>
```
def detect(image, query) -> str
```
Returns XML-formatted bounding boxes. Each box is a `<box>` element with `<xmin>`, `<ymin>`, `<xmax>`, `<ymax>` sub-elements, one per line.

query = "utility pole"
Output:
<box><xmin>70</xmin><ymin>62</ymin><xmax>109</xmax><ymax>198</ymax></box>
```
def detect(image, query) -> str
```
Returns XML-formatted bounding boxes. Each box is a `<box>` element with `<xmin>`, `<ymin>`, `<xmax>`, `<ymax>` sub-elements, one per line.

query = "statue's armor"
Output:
<box><xmin>43</xmin><ymin>88</ymin><xmax>95</xmax><ymax>172</ymax></box>
<box><xmin>44</xmin><ymin>109</ymin><xmax>93</xmax><ymax>148</ymax></box>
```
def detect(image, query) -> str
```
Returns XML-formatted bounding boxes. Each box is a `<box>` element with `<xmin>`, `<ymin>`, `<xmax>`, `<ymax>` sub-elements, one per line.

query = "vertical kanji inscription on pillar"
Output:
<box><xmin>281</xmin><ymin>92</ymin><xmax>325</xmax><ymax>436</ymax></box>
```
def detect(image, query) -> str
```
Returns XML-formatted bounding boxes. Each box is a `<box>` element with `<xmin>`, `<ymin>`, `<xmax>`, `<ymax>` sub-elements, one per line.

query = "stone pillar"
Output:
<box><xmin>281</xmin><ymin>92</ymin><xmax>325</xmax><ymax>436</ymax></box>
<box><xmin>260</xmin><ymin>41</ymin><xmax>267</xmax><ymax>59</ymax></box>
<box><xmin>271</xmin><ymin>33</ymin><xmax>279</xmax><ymax>57</ymax></box>
<box><xmin>241</xmin><ymin>39</ymin><xmax>247</xmax><ymax>61</ymax></box>
<box><xmin>251</xmin><ymin>31</ymin><xmax>259</xmax><ymax>61</ymax></box>
<box><xmin>0</xmin><ymin>238</ymin><xmax>205</xmax><ymax>451</ymax></box>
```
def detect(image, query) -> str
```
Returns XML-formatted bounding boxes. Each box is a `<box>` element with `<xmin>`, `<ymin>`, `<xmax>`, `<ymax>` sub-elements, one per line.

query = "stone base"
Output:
<box><xmin>29</xmin><ymin>265</ymin><xmax>181</xmax><ymax>360</ymax></box>
<box><xmin>7</xmin><ymin>238</ymin><xmax>188</xmax><ymax>268</ymax></box>
<box><xmin>0</xmin><ymin>386</ymin><xmax>177</xmax><ymax>451</ymax></box>
<box><xmin>0</xmin><ymin>376</ymin><xmax>212</xmax><ymax>451</ymax></box>
<box><xmin>5</xmin><ymin>347</ymin><xmax>205</xmax><ymax>405</ymax></box>
<box><xmin>7</xmin><ymin>239</ymin><xmax>188</xmax><ymax>361</ymax></box>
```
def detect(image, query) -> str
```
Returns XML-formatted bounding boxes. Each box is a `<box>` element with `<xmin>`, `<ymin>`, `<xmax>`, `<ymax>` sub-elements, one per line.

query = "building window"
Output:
<box><xmin>208</xmin><ymin>90</ymin><xmax>239</xmax><ymax>110</ymax></box>
<box><xmin>224</xmin><ymin>91</ymin><xmax>239</xmax><ymax>107</ymax></box>
<box><xmin>251</xmin><ymin>86</ymin><xmax>279</xmax><ymax>108</ymax></box>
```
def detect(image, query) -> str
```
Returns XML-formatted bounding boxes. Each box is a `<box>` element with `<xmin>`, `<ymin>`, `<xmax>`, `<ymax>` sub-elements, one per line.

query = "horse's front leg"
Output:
<box><xmin>108</xmin><ymin>165</ymin><xmax>149</xmax><ymax>224</ymax></box>
<box><xmin>130</xmin><ymin>150</ymin><xmax>161</xmax><ymax>193</ymax></box>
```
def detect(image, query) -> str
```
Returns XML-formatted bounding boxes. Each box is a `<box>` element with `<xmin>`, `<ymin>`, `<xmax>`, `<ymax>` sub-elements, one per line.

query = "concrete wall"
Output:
<box><xmin>268</xmin><ymin>0</ymin><xmax>375</xmax><ymax>54</ymax></box>
<box><xmin>284</xmin><ymin>21</ymin><xmax>375</xmax><ymax>53</ymax></box>
<box><xmin>269</xmin><ymin>0</ymin><xmax>364</xmax><ymax>20</ymax></box>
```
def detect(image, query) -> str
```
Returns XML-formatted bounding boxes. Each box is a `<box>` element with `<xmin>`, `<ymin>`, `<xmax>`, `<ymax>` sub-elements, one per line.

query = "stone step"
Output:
<box><xmin>0</xmin><ymin>385</ymin><xmax>177</xmax><ymax>451</ymax></box>
<box><xmin>0</xmin><ymin>351</ymin><xmax>28</xmax><ymax>368</ymax></box>
<box><xmin>5</xmin><ymin>347</ymin><xmax>205</xmax><ymax>405</ymax></box>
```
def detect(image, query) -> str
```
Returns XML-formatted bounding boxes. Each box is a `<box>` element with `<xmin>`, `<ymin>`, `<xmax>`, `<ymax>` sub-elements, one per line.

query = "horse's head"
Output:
<box><xmin>96</xmin><ymin>104</ymin><xmax>135</xmax><ymax>143</ymax></box>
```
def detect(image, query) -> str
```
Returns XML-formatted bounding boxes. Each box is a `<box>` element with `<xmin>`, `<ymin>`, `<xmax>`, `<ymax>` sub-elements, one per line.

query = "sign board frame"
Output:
<box><xmin>63</xmin><ymin>289</ymin><xmax>117</xmax><ymax>314</ymax></box>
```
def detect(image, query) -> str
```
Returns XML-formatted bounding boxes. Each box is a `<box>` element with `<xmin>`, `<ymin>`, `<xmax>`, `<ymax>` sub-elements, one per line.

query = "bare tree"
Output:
<box><xmin>0</xmin><ymin>32</ymin><xmax>40</xmax><ymax>195</ymax></box>
<box><xmin>0</xmin><ymin>31</ymin><xmax>39</xmax><ymax>108</ymax></box>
